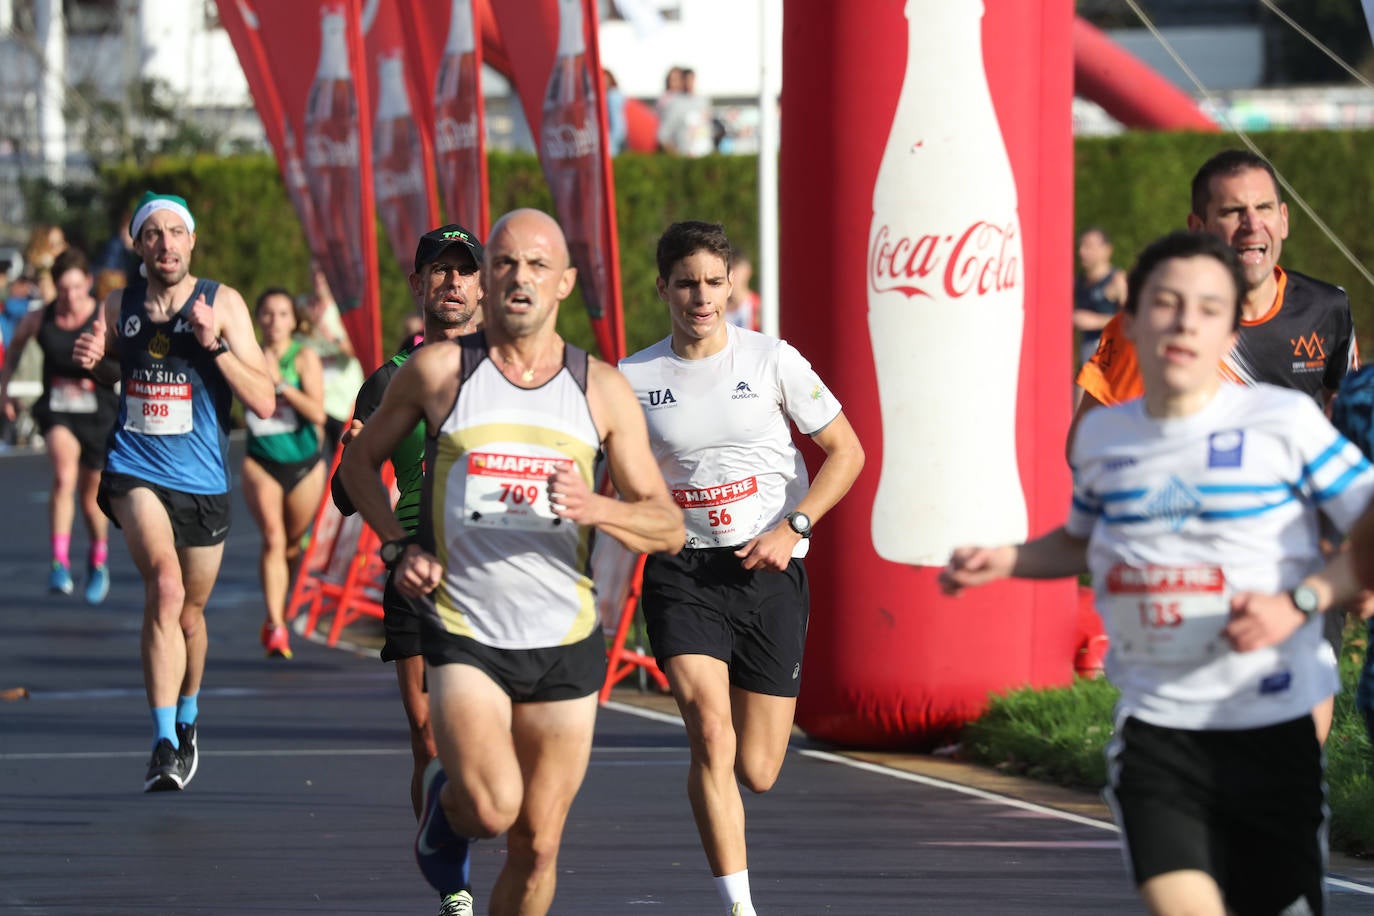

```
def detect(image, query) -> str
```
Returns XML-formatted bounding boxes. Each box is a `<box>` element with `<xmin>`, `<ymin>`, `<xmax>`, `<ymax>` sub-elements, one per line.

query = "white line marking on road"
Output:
<box><xmin>604</xmin><ymin>700</ymin><xmax>1374</xmax><ymax>896</ymax></box>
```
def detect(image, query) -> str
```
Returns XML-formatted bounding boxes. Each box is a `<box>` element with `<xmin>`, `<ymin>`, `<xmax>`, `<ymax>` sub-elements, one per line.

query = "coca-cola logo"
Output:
<box><xmin>306</xmin><ymin>132</ymin><xmax>359</xmax><ymax>168</ymax></box>
<box><xmin>541</xmin><ymin>122</ymin><xmax>597</xmax><ymax>160</ymax></box>
<box><xmin>375</xmin><ymin>164</ymin><xmax>426</xmax><ymax>201</ymax></box>
<box><xmin>869</xmin><ymin>221</ymin><xmax>1020</xmax><ymax>299</ymax></box>
<box><xmin>435</xmin><ymin>116</ymin><xmax>479</xmax><ymax>153</ymax></box>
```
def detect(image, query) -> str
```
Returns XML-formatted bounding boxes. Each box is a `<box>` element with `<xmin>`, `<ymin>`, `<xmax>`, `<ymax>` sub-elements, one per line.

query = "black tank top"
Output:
<box><xmin>35</xmin><ymin>302</ymin><xmax>118</xmax><ymax>416</ymax></box>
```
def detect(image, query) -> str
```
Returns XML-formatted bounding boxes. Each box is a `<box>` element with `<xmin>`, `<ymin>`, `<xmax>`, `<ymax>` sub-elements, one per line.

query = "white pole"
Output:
<box><xmin>757</xmin><ymin>0</ymin><xmax>780</xmax><ymax>338</ymax></box>
<box><xmin>34</xmin><ymin>0</ymin><xmax>65</xmax><ymax>186</ymax></box>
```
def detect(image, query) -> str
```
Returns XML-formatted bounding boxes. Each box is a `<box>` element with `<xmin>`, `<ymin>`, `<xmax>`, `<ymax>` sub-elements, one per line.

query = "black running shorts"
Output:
<box><xmin>380</xmin><ymin>570</ymin><xmax>424</xmax><ymax>662</ymax></box>
<box><xmin>642</xmin><ymin>546</ymin><xmax>809</xmax><ymax>698</ymax></box>
<box><xmin>34</xmin><ymin>408</ymin><xmax>114</xmax><ymax>471</ymax></box>
<box><xmin>97</xmin><ymin>471</ymin><xmax>231</xmax><ymax>548</ymax></box>
<box><xmin>1105</xmin><ymin>715</ymin><xmax>1325</xmax><ymax>914</ymax></box>
<box><xmin>422</xmin><ymin>623</ymin><xmax>606</xmax><ymax>703</ymax></box>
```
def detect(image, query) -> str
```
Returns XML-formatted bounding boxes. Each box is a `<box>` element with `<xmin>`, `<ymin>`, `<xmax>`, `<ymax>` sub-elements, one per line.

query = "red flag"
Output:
<box><xmin>228</xmin><ymin>0</ymin><xmax>382</xmax><ymax>372</ymax></box>
<box><xmin>216</xmin><ymin>0</ymin><xmax>333</xmax><ymax>279</ymax></box>
<box><xmin>487</xmin><ymin>0</ymin><xmax>624</xmax><ymax>362</ymax></box>
<box><xmin>398</xmin><ymin>0</ymin><xmax>490</xmax><ymax>236</ymax></box>
<box><xmin>363</xmin><ymin>0</ymin><xmax>441</xmax><ymax>278</ymax></box>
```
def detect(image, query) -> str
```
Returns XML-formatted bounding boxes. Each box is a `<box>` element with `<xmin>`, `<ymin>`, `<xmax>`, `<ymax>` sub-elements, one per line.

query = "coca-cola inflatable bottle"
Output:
<box><xmin>540</xmin><ymin>0</ymin><xmax>607</xmax><ymax>320</ymax></box>
<box><xmin>373</xmin><ymin>51</ymin><xmax>428</xmax><ymax>276</ymax></box>
<box><xmin>305</xmin><ymin>7</ymin><xmax>364</xmax><ymax>310</ymax></box>
<box><xmin>866</xmin><ymin>0</ymin><xmax>1027</xmax><ymax>565</ymax></box>
<box><xmin>283</xmin><ymin>120</ymin><xmax>337</xmax><ymax>286</ymax></box>
<box><xmin>434</xmin><ymin>0</ymin><xmax>482</xmax><ymax>229</ymax></box>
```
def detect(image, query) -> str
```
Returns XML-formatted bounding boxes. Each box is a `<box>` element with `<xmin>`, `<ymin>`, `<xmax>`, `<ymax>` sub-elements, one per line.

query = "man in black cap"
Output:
<box><xmin>332</xmin><ymin>223</ymin><xmax>485</xmax><ymax>916</ymax></box>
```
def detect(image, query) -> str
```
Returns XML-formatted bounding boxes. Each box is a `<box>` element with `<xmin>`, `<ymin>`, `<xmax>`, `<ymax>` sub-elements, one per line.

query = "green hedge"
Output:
<box><xmin>1075</xmin><ymin>130</ymin><xmax>1374</xmax><ymax>354</ymax></box>
<box><xmin>93</xmin><ymin>132</ymin><xmax>1374</xmax><ymax>359</ymax></box>
<box><xmin>100</xmin><ymin>152</ymin><xmax>759</xmax><ymax>359</ymax></box>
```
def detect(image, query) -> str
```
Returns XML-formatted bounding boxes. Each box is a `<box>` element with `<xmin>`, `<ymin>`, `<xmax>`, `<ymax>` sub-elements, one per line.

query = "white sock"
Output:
<box><xmin>714</xmin><ymin>870</ymin><xmax>755</xmax><ymax>914</ymax></box>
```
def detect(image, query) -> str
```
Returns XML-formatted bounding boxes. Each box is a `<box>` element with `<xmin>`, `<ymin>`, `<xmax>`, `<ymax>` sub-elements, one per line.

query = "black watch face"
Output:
<box><xmin>382</xmin><ymin>541</ymin><xmax>403</xmax><ymax>564</ymax></box>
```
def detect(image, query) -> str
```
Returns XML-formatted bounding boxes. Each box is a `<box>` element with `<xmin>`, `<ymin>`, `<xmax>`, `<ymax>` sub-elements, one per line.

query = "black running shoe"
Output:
<box><xmin>175</xmin><ymin>722</ymin><xmax>199</xmax><ymax>788</ymax></box>
<box><xmin>143</xmin><ymin>738</ymin><xmax>189</xmax><ymax>792</ymax></box>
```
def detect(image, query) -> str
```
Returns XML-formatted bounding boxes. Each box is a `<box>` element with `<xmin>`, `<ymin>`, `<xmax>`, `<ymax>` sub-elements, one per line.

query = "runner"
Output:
<box><xmin>0</xmin><ymin>247</ymin><xmax>119</xmax><ymax>602</ymax></box>
<box><xmin>243</xmin><ymin>287</ymin><xmax>325</xmax><ymax>660</ymax></box>
<box><xmin>72</xmin><ymin>191</ymin><xmax>274</xmax><ymax>792</ymax></box>
<box><xmin>943</xmin><ymin>230</ymin><xmax>1374</xmax><ymax>916</ymax></box>
<box><xmin>331</xmin><ymin>223</ymin><xmax>485</xmax><ymax>916</ymax></box>
<box><xmin>618</xmin><ymin>220</ymin><xmax>864</xmax><ymax>916</ymax></box>
<box><xmin>337</xmin><ymin>208</ymin><xmax>684</xmax><ymax>915</ymax></box>
<box><xmin>1069</xmin><ymin>148</ymin><xmax>1359</xmax><ymax>742</ymax></box>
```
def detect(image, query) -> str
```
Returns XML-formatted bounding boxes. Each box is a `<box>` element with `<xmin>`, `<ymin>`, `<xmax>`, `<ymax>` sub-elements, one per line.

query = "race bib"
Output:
<box><xmin>463</xmin><ymin>451</ymin><xmax>573</xmax><ymax>531</ymax></box>
<box><xmin>49</xmin><ymin>377</ymin><xmax>98</xmax><ymax>414</ymax></box>
<box><xmin>124</xmin><ymin>379</ymin><xmax>192</xmax><ymax>435</ymax></box>
<box><xmin>1103</xmin><ymin>564</ymin><xmax>1230</xmax><ymax>665</ymax></box>
<box><xmin>244</xmin><ymin>397</ymin><xmax>300</xmax><ymax>438</ymax></box>
<box><xmin>674</xmin><ymin>477</ymin><xmax>764</xmax><ymax>548</ymax></box>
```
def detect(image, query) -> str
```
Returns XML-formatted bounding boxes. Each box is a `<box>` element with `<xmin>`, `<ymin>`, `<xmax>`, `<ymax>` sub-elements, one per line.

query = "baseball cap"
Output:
<box><xmin>414</xmin><ymin>224</ymin><xmax>483</xmax><ymax>273</ymax></box>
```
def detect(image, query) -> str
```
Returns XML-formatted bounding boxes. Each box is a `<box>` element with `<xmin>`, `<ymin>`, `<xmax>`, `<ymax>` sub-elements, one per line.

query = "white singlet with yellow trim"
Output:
<box><xmin>423</xmin><ymin>339</ymin><xmax>602</xmax><ymax>649</ymax></box>
<box><xmin>619</xmin><ymin>325</ymin><xmax>841</xmax><ymax>551</ymax></box>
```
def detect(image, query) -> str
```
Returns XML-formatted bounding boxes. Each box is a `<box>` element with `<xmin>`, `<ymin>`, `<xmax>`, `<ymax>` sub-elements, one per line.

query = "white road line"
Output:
<box><xmin>604</xmin><ymin>699</ymin><xmax>1374</xmax><ymax>896</ymax></box>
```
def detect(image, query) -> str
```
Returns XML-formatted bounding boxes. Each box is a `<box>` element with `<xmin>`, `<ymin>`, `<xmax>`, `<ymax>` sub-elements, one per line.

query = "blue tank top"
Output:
<box><xmin>105</xmin><ymin>279</ymin><xmax>234</xmax><ymax>494</ymax></box>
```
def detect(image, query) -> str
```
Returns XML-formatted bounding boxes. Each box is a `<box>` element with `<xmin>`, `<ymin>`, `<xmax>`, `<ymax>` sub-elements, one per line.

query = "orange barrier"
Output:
<box><xmin>599</xmin><ymin>553</ymin><xmax>670</xmax><ymax>703</ymax></box>
<box><xmin>286</xmin><ymin>442</ymin><xmax>393</xmax><ymax>647</ymax></box>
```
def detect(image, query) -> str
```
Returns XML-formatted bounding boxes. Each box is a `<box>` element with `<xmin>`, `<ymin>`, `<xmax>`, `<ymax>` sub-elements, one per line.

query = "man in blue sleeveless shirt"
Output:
<box><xmin>73</xmin><ymin>192</ymin><xmax>275</xmax><ymax>792</ymax></box>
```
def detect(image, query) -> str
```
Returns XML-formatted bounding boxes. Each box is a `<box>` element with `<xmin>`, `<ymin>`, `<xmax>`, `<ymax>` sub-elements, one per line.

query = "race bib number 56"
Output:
<box><xmin>1103</xmin><ymin>564</ymin><xmax>1230</xmax><ymax>665</ymax></box>
<box><xmin>673</xmin><ymin>477</ymin><xmax>763</xmax><ymax>548</ymax></box>
<box><xmin>464</xmin><ymin>451</ymin><xmax>574</xmax><ymax>530</ymax></box>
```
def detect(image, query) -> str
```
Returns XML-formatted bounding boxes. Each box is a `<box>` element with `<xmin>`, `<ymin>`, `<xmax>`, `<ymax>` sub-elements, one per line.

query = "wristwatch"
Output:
<box><xmin>785</xmin><ymin>511</ymin><xmax>812</xmax><ymax>538</ymax></box>
<box><xmin>380</xmin><ymin>536</ymin><xmax>415</xmax><ymax>569</ymax></box>
<box><xmin>1289</xmin><ymin>583</ymin><xmax>1321</xmax><ymax>620</ymax></box>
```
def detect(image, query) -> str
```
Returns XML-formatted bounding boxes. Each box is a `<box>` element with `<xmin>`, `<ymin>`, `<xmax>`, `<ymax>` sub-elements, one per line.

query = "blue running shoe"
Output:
<box><xmin>48</xmin><ymin>562</ymin><xmax>73</xmax><ymax>595</ymax></box>
<box><xmin>84</xmin><ymin>565</ymin><xmax>110</xmax><ymax>605</ymax></box>
<box><xmin>415</xmin><ymin>758</ymin><xmax>470</xmax><ymax>895</ymax></box>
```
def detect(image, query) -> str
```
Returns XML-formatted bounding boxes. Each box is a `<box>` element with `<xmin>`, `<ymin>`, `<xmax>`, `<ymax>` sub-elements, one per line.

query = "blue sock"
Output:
<box><xmin>152</xmin><ymin>706</ymin><xmax>178</xmax><ymax>749</ymax></box>
<box><xmin>176</xmin><ymin>693</ymin><xmax>198</xmax><ymax>726</ymax></box>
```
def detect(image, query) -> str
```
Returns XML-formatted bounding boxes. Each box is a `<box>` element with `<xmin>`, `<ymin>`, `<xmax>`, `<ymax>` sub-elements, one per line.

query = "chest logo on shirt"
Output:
<box><xmin>147</xmin><ymin>331</ymin><xmax>171</xmax><ymax>360</ymax></box>
<box><xmin>173</xmin><ymin>318</ymin><xmax>192</xmax><ymax>334</ymax></box>
<box><xmin>1207</xmin><ymin>430</ymin><xmax>1244</xmax><ymax>468</ymax></box>
<box><xmin>647</xmin><ymin>388</ymin><xmax>677</xmax><ymax>408</ymax></box>
<box><xmin>731</xmin><ymin>381</ymin><xmax>759</xmax><ymax>400</ymax></box>
<box><xmin>122</xmin><ymin>315</ymin><xmax>141</xmax><ymax>338</ymax></box>
<box><xmin>1291</xmin><ymin>332</ymin><xmax>1327</xmax><ymax>373</ymax></box>
<box><xmin>1143</xmin><ymin>475</ymin><xmax>1202</xmax><ymax>531</ymax></box>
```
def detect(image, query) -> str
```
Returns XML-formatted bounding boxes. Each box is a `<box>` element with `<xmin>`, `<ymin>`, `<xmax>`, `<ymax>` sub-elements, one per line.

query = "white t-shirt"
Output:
<box><xmin>619</xmin><ymin>325</ymin><xmax>841</xmax><ymax>551</ymax></box>
<box><xmin>1068</xmin><ymin>383</ymin><xmax>1374</xmax><ymax>730</ymax></box>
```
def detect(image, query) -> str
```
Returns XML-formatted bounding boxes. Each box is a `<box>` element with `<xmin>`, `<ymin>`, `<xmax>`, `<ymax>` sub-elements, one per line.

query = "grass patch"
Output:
<box><xmin>963</xmin><ymin>622</ymin><xmax>1374</xmax><ymax>857</ymax></box>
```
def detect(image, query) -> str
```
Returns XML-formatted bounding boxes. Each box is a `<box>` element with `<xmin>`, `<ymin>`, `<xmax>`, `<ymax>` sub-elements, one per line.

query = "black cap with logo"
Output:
<box><xmin>413</xmin><ymin>224</ymin><xmax>484</xmax><ymax>273</ymax></box>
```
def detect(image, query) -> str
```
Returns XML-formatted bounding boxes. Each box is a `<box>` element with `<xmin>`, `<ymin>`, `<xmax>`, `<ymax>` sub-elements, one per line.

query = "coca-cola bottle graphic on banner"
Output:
<box><xmin>305</xmin><ymin>8</ymin><xmax>364</xmax><ymax>310</ymax></box>
<box><xmin>867</xmin><ymin>0</ymin><xmax>1027</xmax><ymax>566</ymax></box>
<box><xmin>540</xmin><ymin>0</ymin><xmax>607</xmax><ymax>320</ymax></box>
<box><xmin>283</xmin><ymin>121</ymin><xmax>338</xmax><ymax>288</ymax></box>
<box><xmin>373</xmin><ymin>51</ymin><xmax>428</xmax><ymax>276</ymax></box>
<box><xmin>434</xmin><ymin>0</ymin><xmax>481</xmax><ymax>228</ymax></box>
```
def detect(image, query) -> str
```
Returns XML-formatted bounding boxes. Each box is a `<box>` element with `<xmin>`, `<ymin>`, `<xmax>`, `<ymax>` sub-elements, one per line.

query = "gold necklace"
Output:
<box><xmin>499</xmin><ymin>350</ymin><xmax>538</xmax><ymax>383</ymax></box>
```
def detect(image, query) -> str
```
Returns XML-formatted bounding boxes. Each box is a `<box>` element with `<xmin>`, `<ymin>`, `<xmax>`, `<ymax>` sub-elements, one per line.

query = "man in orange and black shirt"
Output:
<box><xmin>1069</xmin><ymin>148</ymin><xmax>1359</xmax><ymax>743</ymax></box>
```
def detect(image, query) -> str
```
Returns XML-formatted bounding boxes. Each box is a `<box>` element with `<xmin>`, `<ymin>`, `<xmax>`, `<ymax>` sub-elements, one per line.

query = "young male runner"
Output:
<box><xmin>619</xmin><ymin>220</ymin><xmax>864</xmax><ymax>916</ymax></box>
<box><xmin>944</xmin><ymin>230</ymin><xmax>1374</xmax><ymax>916</ymax></box>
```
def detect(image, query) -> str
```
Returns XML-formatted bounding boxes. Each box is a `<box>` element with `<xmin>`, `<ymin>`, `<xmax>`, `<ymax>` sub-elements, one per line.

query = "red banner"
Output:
<box><xmin>487</xmin><ymin>0</ymin><xmax>624</xmax><ymax>362</ymax></box>
<box><xmin>218</xmin><ymin>0</ymin><xmax>382</xmax><ymax>372</ymax></box>
<box><xmin>216</xmin><ymin>0</ymin><xmax>333</xmax><ymax>287</ymax></box>
<box><xmin>397</xmin><ymin>0</ymin><xmax>490</xmax><ymax>235</ymax></box>
<box><xmin>363</xmin><ymin>0</ymin><xmax>440</xmax><ymax>278</ymax></box>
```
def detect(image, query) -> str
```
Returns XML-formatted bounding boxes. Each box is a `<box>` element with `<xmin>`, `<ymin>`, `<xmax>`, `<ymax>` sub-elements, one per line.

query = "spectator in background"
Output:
<box><xmin>656</xmin><ymin>65</ymin><xmax>685</xmax><ymax>122</ymax></box>
<box><xmin>726</xmin><ymin>249</ymin><xmax>761</xmax><ymax>331</ymax></box>
<box><xmin>1072</xmin><ymin>226</ymin><xmax>1127</xmax><ymax>366</ymax></box>
<box><xmin>24</xmin><ymin>224</ymin><xmax>67</xmax><ymax>303</ymax></box>
<box><xmin>604</xmin><ymin>68</ymin><xmax>627</xmax><ymax>155</ymax></box>
<box><xmin>95</xmin><ymin>205</ymin><xmax>141</xmax><ymax>284</ymax></box>
<box><xmin>658</xmin><ymin>66</ymin><xmax>713</xmax><ymax>157</ymax></box>
<box><xmin>395</xmin><ymin>312</ymin><xmax>424</xmax><ymax>355</ymax></box>
<box><xmin>302</xmin><ymin>264</ymin><xmax>363</xmax><ymax>459</ymax></box>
